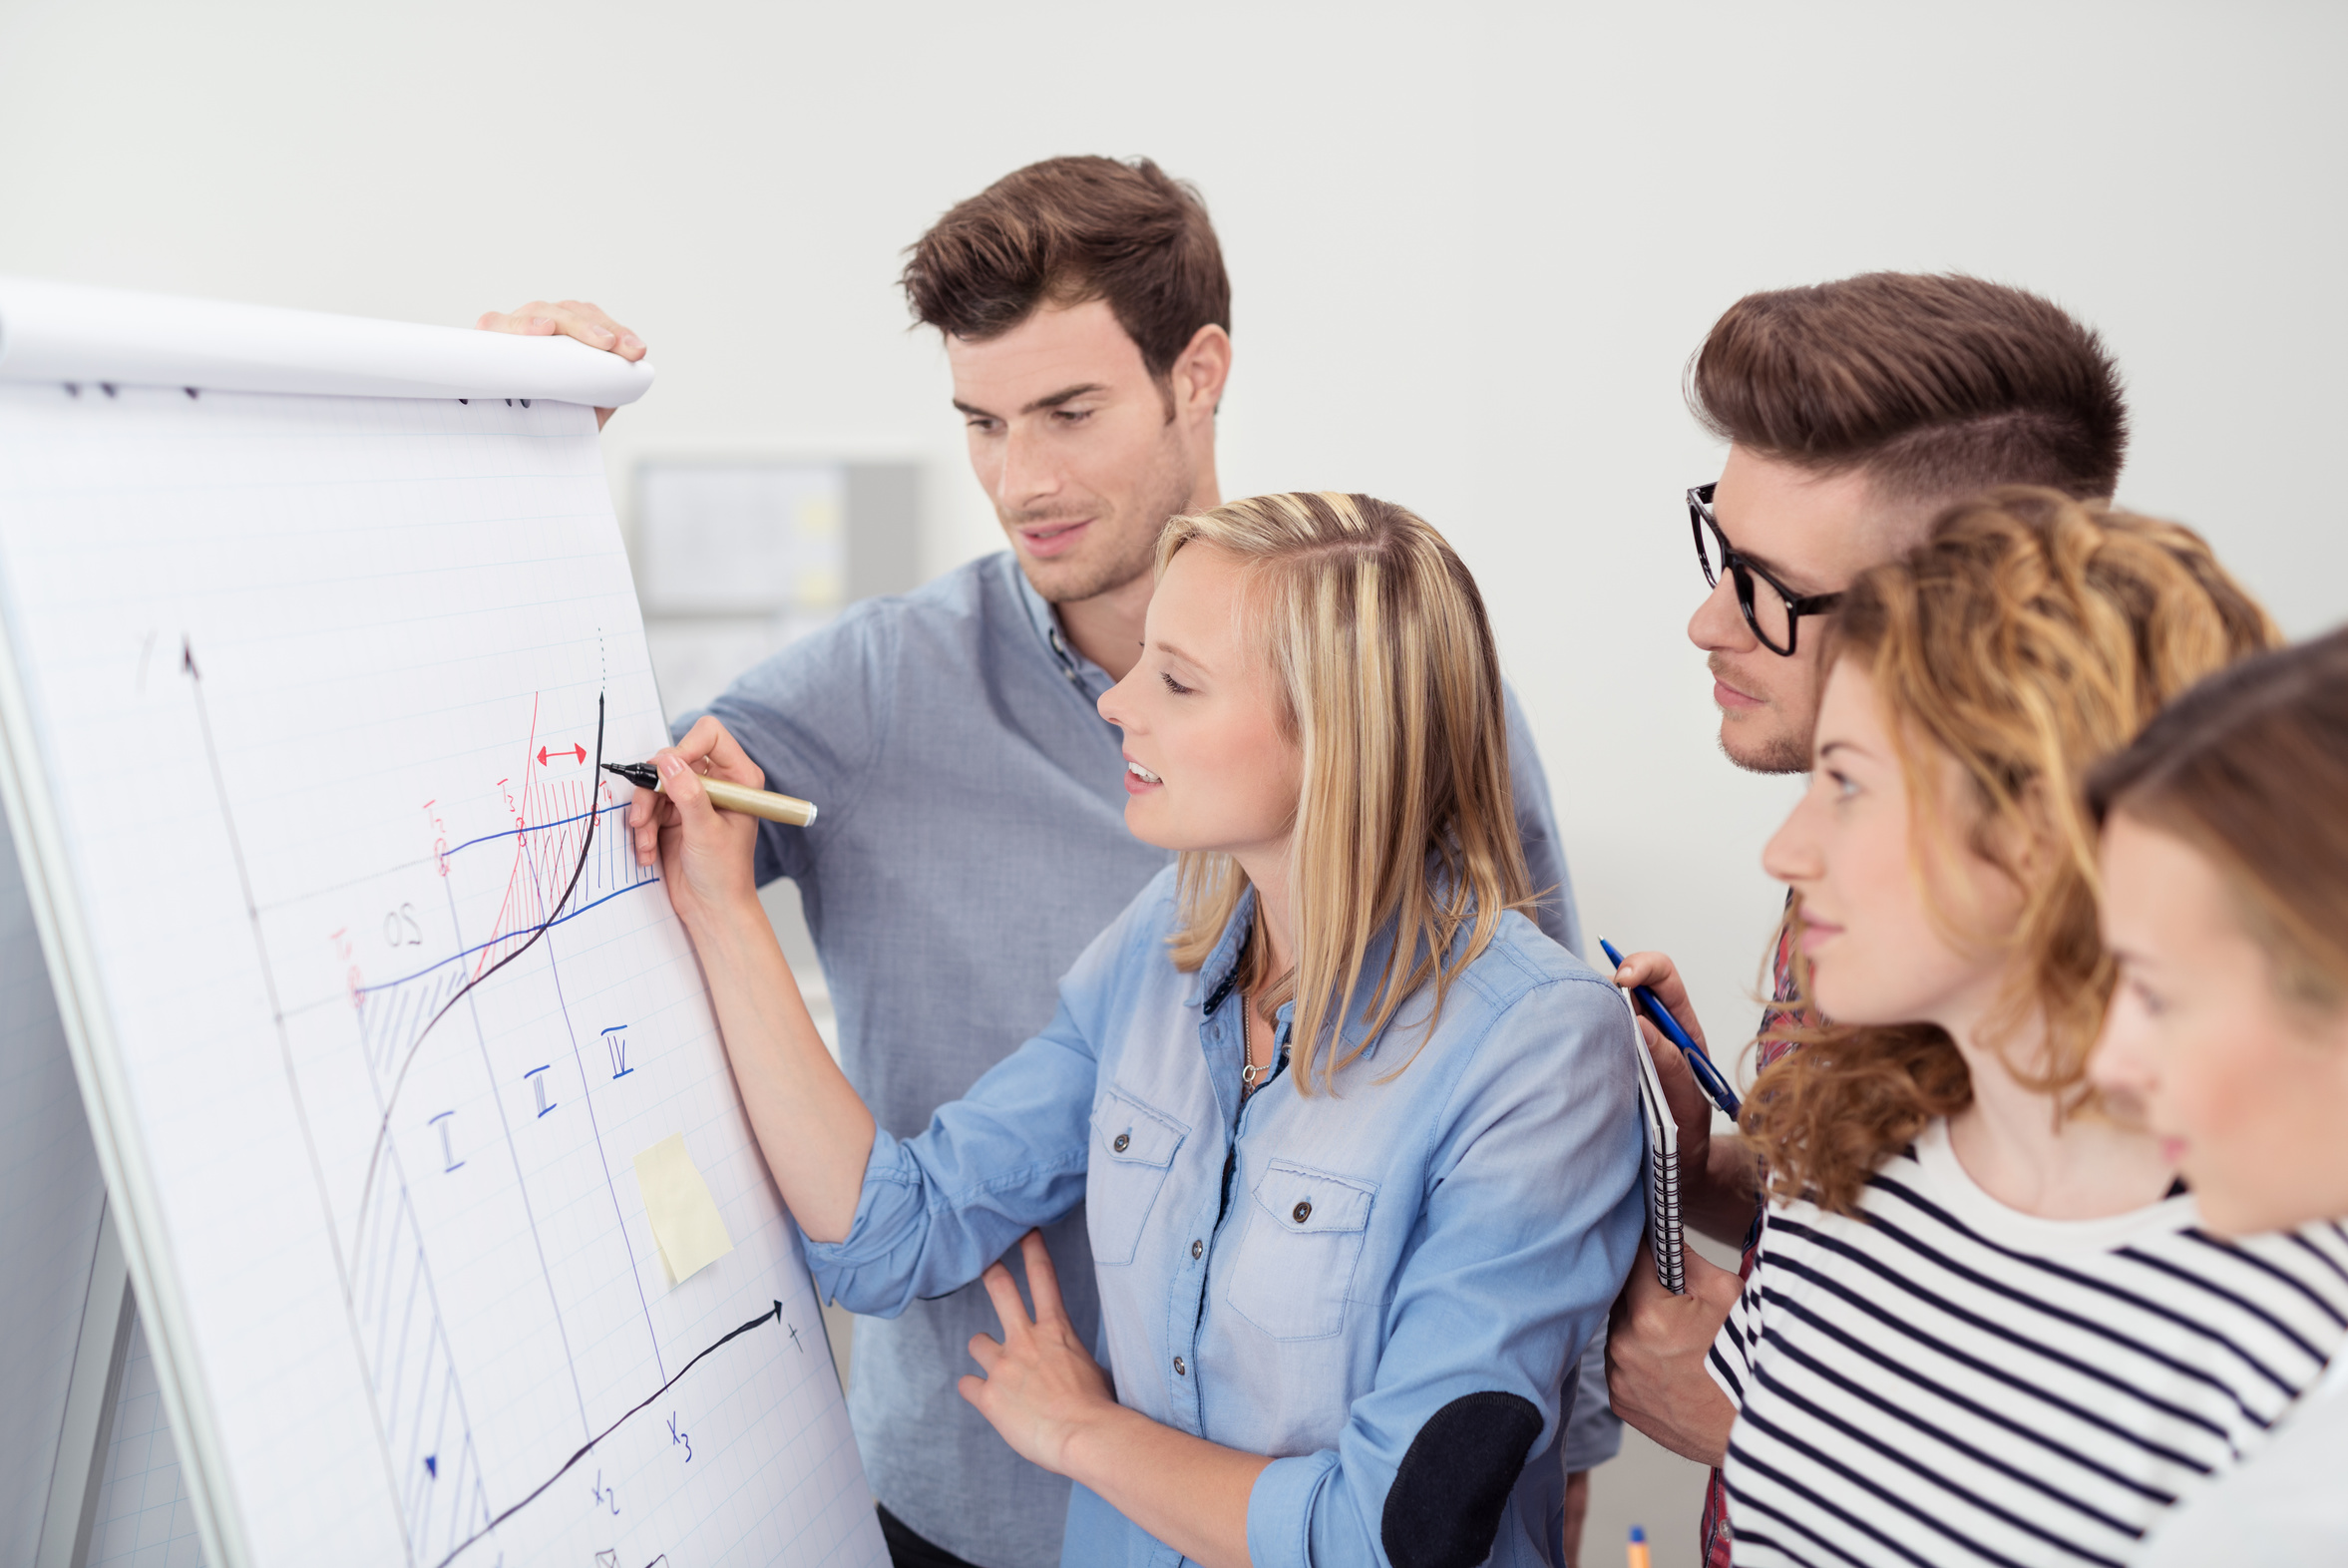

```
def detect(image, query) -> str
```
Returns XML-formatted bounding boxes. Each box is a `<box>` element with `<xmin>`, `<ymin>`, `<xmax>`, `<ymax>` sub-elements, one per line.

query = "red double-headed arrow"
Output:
<box><xmin>537</xmin><ymin>743</ymin><xmax>587</xmax><ymax>767</ymax></box>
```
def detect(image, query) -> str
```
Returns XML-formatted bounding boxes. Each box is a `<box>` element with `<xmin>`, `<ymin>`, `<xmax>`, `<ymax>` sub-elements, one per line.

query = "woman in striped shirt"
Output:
<box><xmin>2088</xmin><ymin>627</ymin><xmax>2348</xmax><ymax>1564</ymax></box>
<box><xmin>1705</xmin><ymin>489</ymin><xmax>2348</xmax><ymax>1566</ymax></box>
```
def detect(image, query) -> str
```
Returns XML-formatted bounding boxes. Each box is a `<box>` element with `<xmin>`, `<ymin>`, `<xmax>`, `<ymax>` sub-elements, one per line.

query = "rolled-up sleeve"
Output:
<box><xmin>803</xmin><ymin>1002</ymin><xmax>1095</xmax><ymax>1315</ymax></box>
<box><xmin>1246</xmin><ymin>971</ymin><xmax>1645</xmax><ymax>1567</ymax></box>
<box><xmin>801</xmin><ymin>909</ymin><xmax>1131</xmax><ymax>1316</ymax></box>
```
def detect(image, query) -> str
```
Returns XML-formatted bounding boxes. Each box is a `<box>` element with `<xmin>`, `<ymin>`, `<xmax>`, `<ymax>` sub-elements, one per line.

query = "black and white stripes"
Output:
<box><xmin>1709</xmin><ymin>1120</ymin><xmax>2348</xmax><ymax>1567</ymax></box>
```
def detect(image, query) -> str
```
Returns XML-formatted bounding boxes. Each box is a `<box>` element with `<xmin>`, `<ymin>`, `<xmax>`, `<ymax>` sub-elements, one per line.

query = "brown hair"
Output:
<box><xmin>1689</xmin><ymin>273</ymin><xmax>2129</xmax><ymax>507</ymax></box>
<box><xmin>2089</xmin><ymin>626</ymin><xmax>2348</xmax><ymax>1016</ymax></box>
<box><xmin>1158</xmin><ymin>494</ymin><xmax>1531</xmax><ymax>1092</ymax></box>
<box><xmin>901</xmin><ymin>156</ymin><xmax>1230</xmax><ymax>389</ymax></box>
<box><xmin>1743</xmin><ymin>488</ymin><xmax>2278</xmax><ymax>1214</ymax></box>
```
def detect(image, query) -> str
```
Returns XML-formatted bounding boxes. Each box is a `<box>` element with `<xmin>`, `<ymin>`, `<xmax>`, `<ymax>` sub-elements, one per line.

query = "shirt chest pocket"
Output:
<box><xmin>1224</xmin><ymin>1160</ymin><xmax>1378</xmax><ymax>1342</ymax></box>
<box><xmin>1086</xmin><ymin>1086</ymin><xmax>1188</xmax><ymax>1268</ymax></box>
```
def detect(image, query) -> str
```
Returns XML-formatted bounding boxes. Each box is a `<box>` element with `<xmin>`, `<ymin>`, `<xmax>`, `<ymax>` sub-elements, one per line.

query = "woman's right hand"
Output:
<box><xmin>627</xmin><ymin>715</ymin><xmax>766</xmax><ymax>936</ymax></box>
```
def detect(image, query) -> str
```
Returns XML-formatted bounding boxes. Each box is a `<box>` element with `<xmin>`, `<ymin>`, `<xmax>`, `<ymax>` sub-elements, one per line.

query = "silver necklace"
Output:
<box><xmin>1241</xmin><ymin>998</ymin><xmax>1262</xmax><ymax>1087</ymax></box>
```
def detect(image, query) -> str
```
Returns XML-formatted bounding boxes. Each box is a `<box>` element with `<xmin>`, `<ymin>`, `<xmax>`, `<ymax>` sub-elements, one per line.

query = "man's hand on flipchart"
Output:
<box><xmin>1606</xmin><ymin>1237</ymin><xmax>1741</xmax><ymax>1467</ymax></box>
<box><xmin>474</xmin><ymin>299</ymin><xmax>645</xmax><ymax>430</ymax></box>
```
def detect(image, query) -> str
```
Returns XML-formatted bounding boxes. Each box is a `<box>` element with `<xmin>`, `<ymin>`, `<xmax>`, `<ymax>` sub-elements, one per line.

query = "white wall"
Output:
<box><xmin>4</xmin><ymin>0</ymin><xmax>2342</xmax><ymax>1120</ymax></box>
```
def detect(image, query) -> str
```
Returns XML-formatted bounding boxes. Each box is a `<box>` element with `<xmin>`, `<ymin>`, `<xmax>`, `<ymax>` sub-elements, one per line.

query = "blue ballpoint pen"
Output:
<box><xmin>1599</xmin><ymin>938</ymin><xmax>1743</xmax><ymax>1118</ymax></box>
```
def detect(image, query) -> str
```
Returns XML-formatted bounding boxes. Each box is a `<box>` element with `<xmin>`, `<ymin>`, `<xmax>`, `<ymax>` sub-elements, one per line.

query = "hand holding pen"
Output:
<box><xmin>1601</xmin><ymin>939</ymin><xmax>1742</xmax><ymax>1119</ymax></box>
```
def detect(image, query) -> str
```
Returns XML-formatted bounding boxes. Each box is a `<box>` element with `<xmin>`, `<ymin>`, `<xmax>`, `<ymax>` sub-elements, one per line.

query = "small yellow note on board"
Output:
<box><xmin>632</xmin><ymin>1133</ymin><xmax>734</xmax><ymax>1286</ymax></box>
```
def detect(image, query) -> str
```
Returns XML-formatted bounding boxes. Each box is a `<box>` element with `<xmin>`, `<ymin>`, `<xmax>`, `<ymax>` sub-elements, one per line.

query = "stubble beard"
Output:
<box><xmin>1711</xmin><ymin>654</ymin><xmax>1813</xmax><ymax>775</ymax></box>
<box><xmin>1009</xmin><ymin>435</ymin><xmax>1196</xmax><ymax>607</ymax></box>
<box><xmin>1719</xmin><ymin>723</ymin><xmax>1812</xmax><ymax>776</ymax></box>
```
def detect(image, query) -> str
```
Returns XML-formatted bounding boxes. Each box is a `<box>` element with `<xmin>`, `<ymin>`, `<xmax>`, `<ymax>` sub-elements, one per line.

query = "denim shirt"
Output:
<box><xmin>687</xmin><ymin>551</ymin><xmax>1602</xmax><ymax>1567</ymax></box>
<box><xmin>804</xmin><ymin>868</ymin><xmax>1644</xmax><ymax>1568</ymax></box>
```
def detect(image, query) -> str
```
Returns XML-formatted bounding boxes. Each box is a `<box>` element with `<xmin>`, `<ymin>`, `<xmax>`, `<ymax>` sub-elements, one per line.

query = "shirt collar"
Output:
<box><xmin>1182</xmin><ymin>882</ymin><xmax>1419</xmax><ymax>1061</ymax></box>
<box><xmin>1012</xmin><ymin>559</ymin><xmax>1117</xmax><ymax>701</ymax></box>
<box><xmin>1185</xmin><ymin>884</ymin><xmax>1258</xmax><ymax>1010</ymax></box>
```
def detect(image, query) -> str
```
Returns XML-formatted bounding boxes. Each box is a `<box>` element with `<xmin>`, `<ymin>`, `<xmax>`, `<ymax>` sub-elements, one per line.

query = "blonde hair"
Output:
<box><xmin>1158</xmin><ymin>492</ymin><xmax>1531</xmax><ymax>1091</ymax></box>
<box><xmin>1744</xmin><ymin>488</ymin><xmax>2279</xmax><ymax>1214</ymax></box>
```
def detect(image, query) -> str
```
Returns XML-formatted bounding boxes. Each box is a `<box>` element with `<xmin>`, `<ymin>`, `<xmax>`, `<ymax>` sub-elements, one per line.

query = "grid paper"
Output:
<box><xmin>0</xmin><ymin>381</ymin><xmax>884</xmax><ymax>1568</ymax></box>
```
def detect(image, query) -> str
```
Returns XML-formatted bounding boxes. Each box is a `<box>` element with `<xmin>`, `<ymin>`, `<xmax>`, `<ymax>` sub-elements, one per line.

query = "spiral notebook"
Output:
<box><xmin>1624</xmin><ymin>988</ymin><xmax>1687</xmax><ymax>1294</ymax></box>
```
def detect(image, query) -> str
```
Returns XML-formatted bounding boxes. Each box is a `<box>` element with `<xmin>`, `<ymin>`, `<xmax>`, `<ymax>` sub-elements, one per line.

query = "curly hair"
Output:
<box><xmin>1742</xmin><ymin>487</ymin><xmax>2278</xmax><ymax>1214</ymax></box>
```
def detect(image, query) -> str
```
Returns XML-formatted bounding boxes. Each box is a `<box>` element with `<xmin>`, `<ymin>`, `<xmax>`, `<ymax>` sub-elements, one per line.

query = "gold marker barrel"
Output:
<box><xmin>691</xmin><ymin>776</ymin><xmax>819</xmax><ymax>828</ymax></box>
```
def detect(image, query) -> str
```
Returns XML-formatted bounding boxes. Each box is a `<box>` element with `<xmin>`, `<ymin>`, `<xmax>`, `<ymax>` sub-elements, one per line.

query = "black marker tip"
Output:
<box><xmin>602</xmin><ymin>760</ymin><xmax>658</xmax><ymax>789</ymax></box>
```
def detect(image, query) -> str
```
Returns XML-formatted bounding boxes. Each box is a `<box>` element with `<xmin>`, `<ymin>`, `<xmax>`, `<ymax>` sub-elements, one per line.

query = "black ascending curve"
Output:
<box><xmin>353</xmin><ymin>689</ymin><xmax>608</xmax><ymax>1244</ymax></box>
<box><xmin>431</xmin><ymin>1301</ymin><xmax>786</xmax><ymax>1568</ymax></box>
<box><xmin>184</xmin><ymin>637</ymin><xmax>420</xmax><ymax>1554</ymax></box>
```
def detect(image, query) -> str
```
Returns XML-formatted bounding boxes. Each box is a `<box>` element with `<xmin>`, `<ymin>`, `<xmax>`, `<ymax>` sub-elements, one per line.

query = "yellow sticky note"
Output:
<box><xmin>632</xmin><ymin>1133</ymin><xmax>734</xmax><ymax>1286</ymax></box>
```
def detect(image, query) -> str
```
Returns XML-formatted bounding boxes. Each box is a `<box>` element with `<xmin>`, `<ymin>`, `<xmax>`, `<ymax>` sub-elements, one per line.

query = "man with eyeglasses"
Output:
<box><xmin>1602</xmin><ymin>272</ymin><xmax>2132</xmax><ymax>1566</ymax></box>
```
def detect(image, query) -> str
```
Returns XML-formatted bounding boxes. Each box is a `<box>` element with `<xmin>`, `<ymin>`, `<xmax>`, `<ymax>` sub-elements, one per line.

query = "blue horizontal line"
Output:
<box><xmin>445</xmin><ymin>800</ymin><xmax>625</xmax><ymax>860</ymax></box>
<box><xmin>360</xmin><ymin>874</ymin><xmax>661</xmax><ymax>993</ymax></box>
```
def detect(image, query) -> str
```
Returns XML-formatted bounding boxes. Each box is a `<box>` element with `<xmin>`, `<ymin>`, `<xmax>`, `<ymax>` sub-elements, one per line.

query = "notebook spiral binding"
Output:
<box><xmin>1624</xmin><ymin>987</ymin><xmax>1688</xmax><ymax>1295</ymax></box>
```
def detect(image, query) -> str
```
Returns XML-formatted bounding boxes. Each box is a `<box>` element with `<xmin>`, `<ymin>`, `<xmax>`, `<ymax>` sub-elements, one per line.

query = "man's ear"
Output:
<box><xmin>1170</xmin><ymin>323</ymin><xmax>1233</xmax><ymax>424</ymax></box>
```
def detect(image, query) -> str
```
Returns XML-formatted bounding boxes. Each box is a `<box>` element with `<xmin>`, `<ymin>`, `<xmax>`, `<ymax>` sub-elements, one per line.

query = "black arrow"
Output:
<box><xmin>432</xmin><ymin>1301</ymin><xmax>785</xmax><ymax>1568</ymax></box>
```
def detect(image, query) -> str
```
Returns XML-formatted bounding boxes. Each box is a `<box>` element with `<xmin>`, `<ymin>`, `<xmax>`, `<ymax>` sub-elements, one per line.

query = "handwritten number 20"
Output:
<box><xmin>383</xmin><ymin>904</ymin><xmax>422</xmax><ymax>948</ymax></box>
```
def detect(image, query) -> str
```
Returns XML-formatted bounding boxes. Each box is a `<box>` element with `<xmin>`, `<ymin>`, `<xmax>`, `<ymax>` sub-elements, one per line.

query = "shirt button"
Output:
<box><xmin>1292</xmin><ymin>1200</ymin><xmax>1313</xmax><ymax>1224</ymax></box>
<box><xmin>1112</xmin><ymin>1132</ymin><xmax>1130</xmax><ymax>1153</ymax></box>
<box><xmin>1173</xmin><ymin>1356</ymin><xmax>1187</xmax><ymax>1376</ymax></box>
<box><xmin>1190</xmin><ymin>1239</ymin><xmax>1203</xmax><ymax>1260</ymax></box>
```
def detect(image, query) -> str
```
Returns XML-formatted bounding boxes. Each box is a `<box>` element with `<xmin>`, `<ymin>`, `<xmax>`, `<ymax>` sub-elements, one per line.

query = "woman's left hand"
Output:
<box><xmin>959</xmin><ymin>1230</ymin><xmax>1119</xmax><ymax>1474</ymax></box>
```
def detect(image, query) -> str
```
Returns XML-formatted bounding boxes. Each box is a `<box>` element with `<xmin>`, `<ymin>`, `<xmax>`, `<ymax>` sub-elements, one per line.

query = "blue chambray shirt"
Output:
<box><xmin>804</xmin><ymin>869</ymin><xmax>1645</xmax><ymax>1568</ymax></box>
<box><xmin>685</xmin><ymin>551</ymin><xmax>1609</xmax><ymax>1567</ymax></box>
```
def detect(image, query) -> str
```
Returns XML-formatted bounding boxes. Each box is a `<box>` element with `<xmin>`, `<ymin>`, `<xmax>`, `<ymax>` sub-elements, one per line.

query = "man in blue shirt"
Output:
<box><xmin>486</xmin><ymin>154</ymin><xmax>1611</xmax><ymax>1568</ymax></box>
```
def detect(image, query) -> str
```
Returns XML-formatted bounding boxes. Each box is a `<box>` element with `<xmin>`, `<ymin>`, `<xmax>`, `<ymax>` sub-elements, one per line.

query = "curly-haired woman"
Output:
<box><xmin>1640</xmin><ymin>489</ymin><xmax>2348</xmax><ymax>1566</ymax></box>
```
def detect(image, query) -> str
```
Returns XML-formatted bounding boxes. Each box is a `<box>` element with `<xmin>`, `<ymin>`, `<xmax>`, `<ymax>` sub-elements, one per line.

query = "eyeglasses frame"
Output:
<box><xmin>1687</xmin><ymin>482</ymin><xmax>1843</xmax><ymax>657</ymax></box>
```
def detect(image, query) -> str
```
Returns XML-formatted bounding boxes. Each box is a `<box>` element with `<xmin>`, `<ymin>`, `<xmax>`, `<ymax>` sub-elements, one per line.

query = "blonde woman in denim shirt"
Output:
<box><xmin>628</xmin><ymin>492</ymin><xmax>1644</xmax><ymax>1568</ymax></box>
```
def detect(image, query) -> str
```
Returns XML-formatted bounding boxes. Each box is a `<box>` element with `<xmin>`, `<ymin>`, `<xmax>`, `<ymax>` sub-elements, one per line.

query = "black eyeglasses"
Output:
<box><xmin>1688</xmin><ymin>483</ymin><xmax>1842</xmax><ymax>656</ymax></box>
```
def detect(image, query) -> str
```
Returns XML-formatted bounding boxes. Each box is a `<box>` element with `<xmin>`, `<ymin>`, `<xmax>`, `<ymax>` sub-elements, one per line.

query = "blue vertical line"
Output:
<box><xmin>526</xmin><ymin>1064</ymin><xmax>555</xmax><ymax>1117</ymax></box>
<box><xmin>182</xmin><ymin>636</ymin><xmax>413</xmax><ymax>1554</ymax></box>
<box><xmin>356</xmin><ymin>1176</ymin><xmax>394</xmax><ymax>1329</ymax></box>
<box><xmin>351</xmin><ymin>694</ymin><xmax>610</xmax><ymax>1238</ymax></box>
<box><xmin>401</xmin><ymin>1316</ymin><xmax>442</xmax><ymax>1495</ymax></box>
<box><xmin>380</xmin><ymin>1244</ymin><xmax>424</xmax><ymax>1422</ymax></box>
<box><xmin>444</xmin><ymin>862</ymin><xmax>594</xmax><ymax>1440</ymax></box>
<box><xmin>377</xmin><ymin>1122</ymin><xmax>491</xmax><ymax>1541</ymax></box>
<box><xmin>545</xmin><ymin>930</ymin><xmax>667</xmax><ymax>1384</ymax></box>
<box><xmin>423</xmin><ymin>1369</ymin><xmax>457</xmax><ymax>1532</ymax></box>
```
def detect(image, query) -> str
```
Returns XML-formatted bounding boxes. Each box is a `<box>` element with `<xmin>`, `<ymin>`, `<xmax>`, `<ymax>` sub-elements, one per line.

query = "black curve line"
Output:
<box><xmin>354</xmin><ymin>690</ymin><xmax>606</xmax><ymax>1250</ymax></box>
<box><xmin>431</xmin><ymin>1302</ymin><xmax>784</xmax><ymax>1568</ymax></box>
<box><xmin>185</xmin><ymin>637</ymin><xmax>418</xmax><ymax>1558</ymax></box>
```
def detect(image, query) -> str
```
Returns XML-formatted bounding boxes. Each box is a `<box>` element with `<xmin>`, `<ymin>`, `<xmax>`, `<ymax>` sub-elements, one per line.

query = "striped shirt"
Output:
<box><xmin>1704</xmin><ymin>899</ymin><xmax>1812</xmax><ymax>1568</ymax></box>
<box><xmin>1707</xmin><ymin>1119</ymin><xmax>2348</xmax><ymax>1568</ymax></box>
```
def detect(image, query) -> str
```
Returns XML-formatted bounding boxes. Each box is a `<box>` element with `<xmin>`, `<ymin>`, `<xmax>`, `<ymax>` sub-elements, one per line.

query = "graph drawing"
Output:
<box><xmin>0</xmin><ymin>380</ymin><xmax>884</xmax><ymax>1568</ymax></box>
